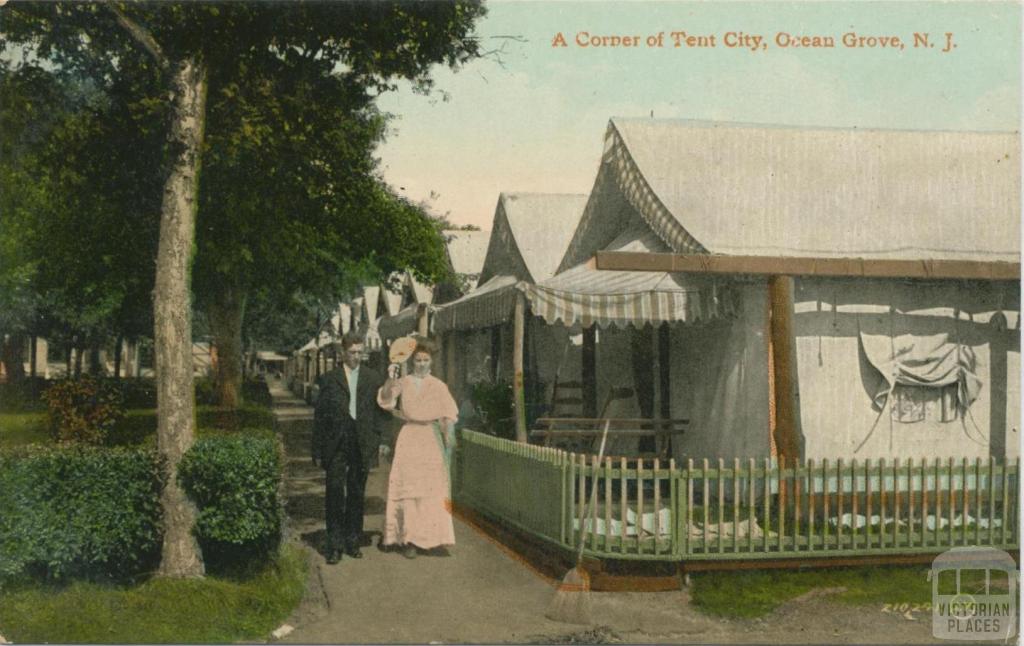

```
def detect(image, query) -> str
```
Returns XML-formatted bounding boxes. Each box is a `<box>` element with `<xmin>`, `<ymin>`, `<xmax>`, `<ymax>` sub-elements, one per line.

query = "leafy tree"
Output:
<box><xmin>0</xmin><ymin>61</ymin><xmax>162</xmax><ymax>379</ymax></box>
<box><xmin>0</xmin><ymin>0</ymin><xmax>485</xmax><ymax>577</ymax></box>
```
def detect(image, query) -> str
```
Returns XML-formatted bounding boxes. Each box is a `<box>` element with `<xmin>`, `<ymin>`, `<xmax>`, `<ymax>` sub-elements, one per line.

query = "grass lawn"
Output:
<box><xmin>1</xmin><ymin>405</ymin><xmax>275</xmax><ymax>448</ymax></box>
<box><xmin>0</xmin><ymin>544</ymin><xmax>307</xmax><ymax>643</ymax></box>
<box><xmin>0</xmin><ymin>411</ymin><xmax>49</xmax><ymax>447</ymax></box>
<box><xmin>690</xmin><ymin>565</ymin><xmax>936</xmax><ymax>618</ymax></box>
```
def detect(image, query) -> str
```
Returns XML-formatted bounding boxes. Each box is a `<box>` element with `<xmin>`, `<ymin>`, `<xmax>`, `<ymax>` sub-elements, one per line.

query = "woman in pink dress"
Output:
<box><xmin>378</xmin><ymin>338</ymin><xmax>458</xmax><ymax>558</ymax></box>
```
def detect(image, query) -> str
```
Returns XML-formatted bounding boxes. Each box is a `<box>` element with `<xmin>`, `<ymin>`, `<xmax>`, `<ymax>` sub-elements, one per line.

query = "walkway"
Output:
<box><xmin>267</xmin><ymin>379</ymin><xmax>934</xmax><ymax>644</ymax></box>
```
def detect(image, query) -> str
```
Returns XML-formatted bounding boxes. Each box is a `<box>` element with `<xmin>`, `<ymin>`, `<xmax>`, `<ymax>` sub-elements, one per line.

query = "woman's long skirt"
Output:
<box><xmin>382</xmin><ymin>422</ymin><xmax>455</xmax><ymax>548</ymax></box>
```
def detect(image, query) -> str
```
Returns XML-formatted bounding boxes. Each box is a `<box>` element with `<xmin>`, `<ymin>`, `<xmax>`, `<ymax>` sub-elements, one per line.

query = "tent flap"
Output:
<box><xmin>859</xmin><ymin>331</ymin><xmax>982</xmax><ymax>412</ymax></box>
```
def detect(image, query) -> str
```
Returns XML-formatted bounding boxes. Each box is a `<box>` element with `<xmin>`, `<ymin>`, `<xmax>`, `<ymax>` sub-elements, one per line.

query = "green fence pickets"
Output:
<box><xmin>974</xmin><ymin>457</ymin><xmax>982</xmax><ymax>547</ymax></box>
<box><xmin>671</xmin><ymin>458</ymin><xmax>680</xmax><ymax>557</ymax></box>
<box><xmin>454</xmin><ymin>431</ymin><xmax>1019</xmax><ymax>564</ymax></box>
<box><xmin>946</xmin><ymin>456</ymin><xmax>955</xmax><ymax>547</ymax></box>
<box><xmin>905</xmin><ymin>457</ymin><xmax>912</xmax><ymax>549</ymax></box>
<box><xmin>756</xmin><ymin>457</ymin><xmax>765</xmax><ymax>554</ymax></box>
<box><xmin>687</xmin><ymin>459</ymin><xmax>695</xmax><ymax>556</ymax></box>
<box><xmin>961</xmin><ymin>457</ymin><xmax>968</xmax><ymax>547</ymax></box>
<box><xmin>806</xmin><ymin>458</ymin><xmax>815</xmax><ymax>553</ymax></box>
<box><xmin>654</xmin><ymin>458</ymin><xmax>662</xmax><ymax>556</ymax></box>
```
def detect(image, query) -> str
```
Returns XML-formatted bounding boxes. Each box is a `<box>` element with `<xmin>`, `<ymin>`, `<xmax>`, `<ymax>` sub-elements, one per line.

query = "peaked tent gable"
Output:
<box><xmin>405</xmin><ymin>269</ymin><xmax>435</xmax><ymax>306</ymax></box>
<box><xmin>381</xmin><ymin>272</ymin><xmax>404</xmax><ymax>317</ymax></box>
<box><xmin>361</xmin><ymin>286</ymin><xmax>381</xmax><ymax>328</ymax></box>
<box><xmin>444</xmin><ymin>230</ymin><xmax>490</xmax><ymax>285</ymax></box>
<box><xmin>563</xmin><ymin>118</ymin><xmax>1020</xmax><ymax>270</ymax></box>
<box><xmin>480</xmin><ymin>192</ymin><xmax>588</xmax><ymax>285</ymax></box>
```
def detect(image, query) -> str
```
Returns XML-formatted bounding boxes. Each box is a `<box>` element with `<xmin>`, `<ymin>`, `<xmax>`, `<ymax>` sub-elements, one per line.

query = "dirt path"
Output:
<box><xmin>268</xmin><ymin>380</ymin><xmax>940</xmax><ymax>644</ymax></box>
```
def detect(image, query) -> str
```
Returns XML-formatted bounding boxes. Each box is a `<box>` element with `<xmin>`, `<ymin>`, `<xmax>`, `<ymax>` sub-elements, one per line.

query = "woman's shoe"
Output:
<box><xmin>402</xmin><ymin>545</ymin><xmax>418</xmax><ymax>559</ymax></box>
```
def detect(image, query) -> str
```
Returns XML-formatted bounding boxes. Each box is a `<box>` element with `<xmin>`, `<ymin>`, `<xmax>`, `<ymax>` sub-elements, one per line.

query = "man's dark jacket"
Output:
<box><xmin>312</xmin><ymin>366</ymin><xmax>388</xmax><ymax>470</ymax></box>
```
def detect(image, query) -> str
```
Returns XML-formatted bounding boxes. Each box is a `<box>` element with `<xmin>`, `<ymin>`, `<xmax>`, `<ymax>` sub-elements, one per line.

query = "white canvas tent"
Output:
<box><xmin>433</xmin><ymin>193</ymin><xmax>588</xmax><ymax>414</ymax></box>
<box><xmin>558</xmin><ymin>118</ymin><xmax>1020</xmax><ymax>463</ymax></box>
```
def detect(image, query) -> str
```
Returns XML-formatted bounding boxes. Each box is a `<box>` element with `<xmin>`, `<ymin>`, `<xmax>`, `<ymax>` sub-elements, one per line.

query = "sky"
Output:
<box><xmin>375</xmin><ymin>1</ymin><xmax>1021</xmax><ymax>230</ymax></box>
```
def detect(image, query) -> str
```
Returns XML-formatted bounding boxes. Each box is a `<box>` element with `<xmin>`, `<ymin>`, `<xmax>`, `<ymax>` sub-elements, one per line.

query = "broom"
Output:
<box><xmin>546</xmin><ymin>416</ymin><xmax>613</xmax><ymax>625</ymax></box>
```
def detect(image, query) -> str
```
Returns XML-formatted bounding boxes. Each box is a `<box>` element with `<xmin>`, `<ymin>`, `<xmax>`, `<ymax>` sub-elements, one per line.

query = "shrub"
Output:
<box><xmin>117</xmin><ymin>377</ymin><xmax>158</xmax><ymax>409</ymax></box>
<box><xmin>471</xmin><ymin>380</ymin><xmax>515</xmax><ymax>440</ymax></box>
<box><xmin>178</xmin><ymin>431</ymin><xmax>283</xmax><ymax>574</ymax></box>
<box><xmin>0</xmin><ymin>446</ymin><xmax>163</xmax><ymax>583</ymax></box>
<box><xmin>242</xmin><ymin>378</ymin><xmax>272</xmax><ymax>408</ymax></box>
<box><xmin>0</xmin><ymin>377</ymin><xmax>50</xmax><ymax>413</ymax></box>
<box><xmin>42</xmin><ymin>377</ymin><xmax>125</xmax><ymax>445</ymax></box>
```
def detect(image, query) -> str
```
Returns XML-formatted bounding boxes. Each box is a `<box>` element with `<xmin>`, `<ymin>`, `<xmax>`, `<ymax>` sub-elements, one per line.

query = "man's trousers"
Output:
<box><xmin>324</xmin><ymin>444</ymin><xmax>367</xmax><ymax>552</ymax></box>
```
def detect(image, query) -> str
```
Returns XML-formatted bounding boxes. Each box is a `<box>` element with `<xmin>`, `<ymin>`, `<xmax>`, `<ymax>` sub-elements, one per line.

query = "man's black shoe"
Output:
<box><xmin>345</xmin><ymin>545</ymin><xmax>363</xmax><ymax>559</ymax></box>
<box><xmin>325</xmin><ymin>549</ymin><xmax>342</xmax><ymax>565</ymax></box>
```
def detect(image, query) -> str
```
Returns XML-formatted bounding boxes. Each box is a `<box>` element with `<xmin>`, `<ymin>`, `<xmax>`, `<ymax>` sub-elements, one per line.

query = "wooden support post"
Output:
<box><xmin>769</xmin><ymin>276</ymin><xmax>801</xmax><ymax>507</ymax></box>
<box><xmin>416</xmin><ymin>303</ymin><xmax>430</xmax><ymax>337</ymax></box>
<box><xmin>513</xmin><ymin>291</ymin><xmax>527</xmax><ymax>443</ymax></box>
<box><xmin>769</xmin><ymin>276</ymin><xmax>800</xmax><ymax>459</ymax></box>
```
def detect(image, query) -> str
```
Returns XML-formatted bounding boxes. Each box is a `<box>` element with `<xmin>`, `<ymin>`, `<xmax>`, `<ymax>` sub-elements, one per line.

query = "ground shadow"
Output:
<box><xmin>364</xmin><ymin>495</ymin><xmax>386</xmax><ymax>515</ymax></box>
<box><xmin>300</xmin><ymin>529</ymin><xmax>382</xmax><ymax>556</ymax></box>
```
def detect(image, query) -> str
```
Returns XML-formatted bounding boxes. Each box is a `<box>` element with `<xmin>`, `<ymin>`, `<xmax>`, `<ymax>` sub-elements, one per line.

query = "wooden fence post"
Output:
<box><xmin>513</xmin><ymin>291</ymin><xmax>527</xmax><ymax>443</ymax></box>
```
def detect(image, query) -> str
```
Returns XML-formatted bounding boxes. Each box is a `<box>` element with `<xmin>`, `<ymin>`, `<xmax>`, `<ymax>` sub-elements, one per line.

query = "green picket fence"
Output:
<box><xmin>454</xmin><ymin>429</ymin><xmax>1020</xmax><ymax>562</ymax></box>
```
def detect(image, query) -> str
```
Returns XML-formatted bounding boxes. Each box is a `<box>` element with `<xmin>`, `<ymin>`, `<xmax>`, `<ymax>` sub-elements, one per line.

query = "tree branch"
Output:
<box><xmin>108</xmin><ymin>4</ymin><xmax>169</xmax><ymax>69</ymax></box>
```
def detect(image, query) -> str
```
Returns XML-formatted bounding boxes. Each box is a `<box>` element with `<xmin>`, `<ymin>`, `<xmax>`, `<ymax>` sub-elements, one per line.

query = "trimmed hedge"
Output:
<box><xmin>179</xmin><ymin>430</ymin><xmax>283</xmax><ymax>574</ymax></box>
<box><xmin>0</xmin><ymin>446</ymin><xmax>164</xmax><ymax>582</ymax></box>
<box><xmin>0</xmin><ymin>431</ymin><xmax>282</xmax><ymax>583</ymax></box>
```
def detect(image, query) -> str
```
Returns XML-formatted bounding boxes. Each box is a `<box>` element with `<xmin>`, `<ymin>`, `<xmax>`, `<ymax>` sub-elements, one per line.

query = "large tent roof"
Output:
<box><xmin>479</xmin><ymin>192</ymin><xmax>588</xmax><ymax>285</ymax></box>
<box><xmin>560</xmin><ymin>119</ymin><xmax>1020</xmax><ymax>270</ymax></box>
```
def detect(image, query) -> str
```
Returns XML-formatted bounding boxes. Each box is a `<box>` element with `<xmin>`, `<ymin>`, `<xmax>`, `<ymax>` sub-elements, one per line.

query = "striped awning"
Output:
<box><xmin>433</xmin><ymin>267</ymin><xmax>737</xmax><ymax>333</ymax></box>
<box><xmin>522</xmin><ymin>261</ymin><xmax>738</xmax><ymax>328</ymax></box>
<box><xmin>433</xmin><ymin>275</ymin><xmax>520</xmax><ymax>333</ymax></box>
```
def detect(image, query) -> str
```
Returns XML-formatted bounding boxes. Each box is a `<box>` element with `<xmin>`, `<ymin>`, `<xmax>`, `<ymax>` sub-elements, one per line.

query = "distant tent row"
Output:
<box><xmin>289</xmin><ymin>117</ymin><xmax>1020</xmax><ymax>466</ymax></box>
<box><xmin>285</xmin><ymin>230</ymin><xmax>491</xmax><ymax>400</ymax></box>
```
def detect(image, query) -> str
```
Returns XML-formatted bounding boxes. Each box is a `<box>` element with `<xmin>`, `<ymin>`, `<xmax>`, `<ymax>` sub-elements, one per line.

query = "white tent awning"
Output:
<box><xmin>432</xmin><ymin>268</ymin><xmax>737</xmax><ymax>333</ymax></box>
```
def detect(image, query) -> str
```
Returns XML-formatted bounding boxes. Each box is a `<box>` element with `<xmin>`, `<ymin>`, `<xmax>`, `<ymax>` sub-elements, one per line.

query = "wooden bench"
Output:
<box><xmin>530</xmin><ymin>417</ymin><xmax>688</xmax><ymax>460</ymax></box>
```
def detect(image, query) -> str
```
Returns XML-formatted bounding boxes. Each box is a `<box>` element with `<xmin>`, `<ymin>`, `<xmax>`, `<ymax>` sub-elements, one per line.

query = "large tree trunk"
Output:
<box><xmin>208</xmin><ymin>285</ymin><xmax>246</xmax><ymax>409</ymax></box>
<box><xmin>73</xmin><ymin>346</ymin><xmax>83</xmax><ymax>377</ymax></box>
<box><xmin>154</xmin><ymin>55</ymin><xmax>208</xmax><ymax>579</ymax></box>
<box><xmin>1</xmin><ymin>334</ymin><xmax>26</xmax><ymax>382</ymax></box>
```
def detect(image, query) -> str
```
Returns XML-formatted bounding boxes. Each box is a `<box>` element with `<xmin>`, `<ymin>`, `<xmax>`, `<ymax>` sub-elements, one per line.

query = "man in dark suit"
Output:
<box><xmin>312</xmin><ymin>332</ymin><xmax>388</xmax><ymax>564</ymax></box>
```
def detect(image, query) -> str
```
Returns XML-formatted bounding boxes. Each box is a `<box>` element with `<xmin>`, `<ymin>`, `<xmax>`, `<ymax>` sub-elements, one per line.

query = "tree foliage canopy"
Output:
<box><xmin>1</xmin><ymin>0</ymin><xmax>485</xmax><ymax>347</ymax></box>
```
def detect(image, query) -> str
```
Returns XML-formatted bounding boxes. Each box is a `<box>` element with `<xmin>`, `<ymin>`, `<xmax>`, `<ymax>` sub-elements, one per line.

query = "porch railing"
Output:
<box><xmin>454</xmin><ymin>429</ymin><xmax>1020</xmax><ymax>562</ymax></box>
